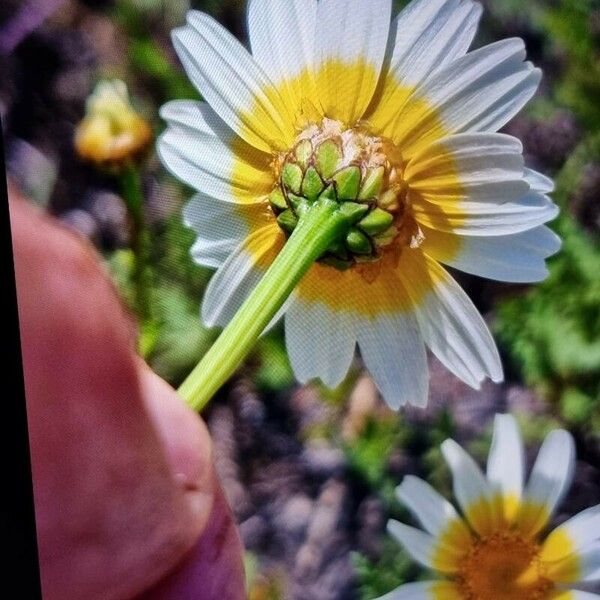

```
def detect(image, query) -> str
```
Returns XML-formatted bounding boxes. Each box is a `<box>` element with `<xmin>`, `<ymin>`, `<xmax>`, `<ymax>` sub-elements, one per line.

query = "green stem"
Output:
<box><xmin>178</xmin><ymin>198</ymin><xmax>349</xmax><ymax>412</ymax></box>
<box><xmin>120</xmin><ymin>165</ymin><xmax>150</xmax><ymax>321</ymax></box>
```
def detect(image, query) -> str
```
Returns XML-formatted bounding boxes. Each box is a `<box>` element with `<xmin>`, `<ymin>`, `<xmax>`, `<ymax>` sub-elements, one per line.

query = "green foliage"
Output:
<box><xmin>493</xmin><ymin>0</ymin><xmax>600</xmax><ymax>431</ymax></box>
<box><xmin>145</xmin><ymin>212</ymin><xmax>218</xmax><ymax>384</ymax></box>
<box><xmin>114</xmin><ymin>0</ymin><xmax>200</xmax><ymax>103</ymax></box>
<box><xmin>150</xmin><ymin>210</ymin><xmax>213</xmax><ymax>299</ymax></box>
<box><xmin>495</xmin><ymin>135</ymin><xmax>600</xmax><ymax>430</ymax></box>
<box><xmin>317</xmin><ymin>368</ymin><xmax>362</xmax><ymax>408</ymax></box>
<box><xmin>252</xmin><ymin>329</ymin><xmax>296</xmax><ymax>392</ymax></box>
<box><xmin>352</xmin><ymin>541</ymin><xmax>418</xmax><ymax>600</ymax></box>
<box><xmin>541</xmin><ymin>0</ymin><xmax>600</xmax><ymax>128</ymax></box>
<box><xmin>344</xmin><ymin>416</ymin><xmax>406</xmax><ymax>497</ymax></box>
<box><xmin>350</xmin><ymin>411</ymin><xmax>461</xmax><ymax>596</ymax></box>
<box><xmin>107</xmin><ymin>209</ymin><xmax>218</xmax><ymax>386</ymax></box>
<box><xmin>146</xmin><ymin>283</ymin><xmax>217</xmax><ymax>384</ymax></box>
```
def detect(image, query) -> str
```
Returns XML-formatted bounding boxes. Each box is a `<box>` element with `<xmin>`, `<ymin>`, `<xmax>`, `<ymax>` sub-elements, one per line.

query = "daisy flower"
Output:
<box><xmin>158</xmin><ymin>0</ymin><xmax>560</xmax><ymax>410</ymax></box>
<box><xmin>380</xmin><ymin>414</ymin><xmax>600</xmax><ymax>600</ymax></box>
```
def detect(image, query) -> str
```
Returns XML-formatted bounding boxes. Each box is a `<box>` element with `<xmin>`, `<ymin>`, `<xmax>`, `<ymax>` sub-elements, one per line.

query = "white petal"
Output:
<box><xmin>418</xmin><ymin>191</ymin><xmax>559</xmax><ymax>236</ymax></box>
<box><xmin>396</xmin><ymin>475</ymin><xmax>463</xmax><ymax>538</ymax></box>
<box><xmin>407</xmin><ymin>133</ymin><xmax>530</xmax><ymax>223</ymax></box>
<box><xmin>201</xmin><ymin>225</ymin><xmax>278</xmax><ymax>328</ymax></box>
<box><xmin>375</xmin><ymin>581</ymin><xmax>448</xmax><ymax>600</ymax></box>
<box><xmin>315</xmin><ymin>0</ymin><xmax>392</xmax><ymax>123</ymax></box>
<box><xmin>441</xmin><ymin>439</ymin><xmax>499</xmax><ymax>534</ymax></box>
<box><xmin>172</xmin><ymin>11</ymin><xmax>291</xmax><ymax>152</ymax></box>
<box><xmin>387</xmin><ymin>520</ymin><xmax>437</xmax><ymax>570</ymax></box>
<box><xmin>407</xmin><ymin>38</ymin><xmax>540</xmax><ymax>143</ymax></box>
<box><xmin>183</xmin><ymin>194</ymin><xmax>267</xmax><ymax>269</ymax></box>
<box><xmin>262</xmin><ymin>296</ymin><xmax>293</xmax><ymax>337</ymax></box>
<box><xmin>486</xmin><ymin>413</ymin><xmax>525</xmax><ymax>507</ymax></box>
<box><xmin>247</xmin><ymin>0</ymin><xmax>316</xmax><ymax>86</ymax></box>
<box><xmin>406</xmin><ymin>133</ymin><xmax>526</xmax><ymax>196</ymax></box>
<box><xmin>577</xmin><ymin>545</ymin><xmax>600</xmax><ymax>581</ymax></box>
<box><xmin>160</xmin><ymin>99</ymin><xmax>232</xmax><ymax>137</ymax></box>
<box><xmin>400</xmin><ymin>254</ymin><xmax>502</xmax><ymax>389</ymax></box>
<box><xmin>158</xmin><ymin>129</ymin><xmax>265</xmax><ymax>203</ymax></box>
<box><xmin>544</xmin><ymin>505</ymin><xmax>600</xmax><ymax>562</ymax></box>
<box><xmin>406</xmin><ymin>133</ymin><xmax>559</xmax><ymax>236</ymax></box>
<box><xmin>521</xmin><ymin>429</ymin><xmax>576</xmax><ymax>535</ymax></box>
<box><xmin>423</xmin><ymin>225</ymin><xmax>561</xmax><ymax>283</ymax></box>
<box><xmin>525</xmin><ymin>168</ymin><xmax>555</xmax><ymax>194</ymax></box>
<box><xmin>387</xmin><ymin>0</ymin><xmax>482</xmax><ymax>87</ymax></box>
<box><xmin>285</xmin><ymin>298</ymin><xmax>356</xmax><ymax>389</ymax></box>
<box><xmin>355</xmin><ymin>310</ymin><xmax>428</xmax><ymax>409</ymax></box>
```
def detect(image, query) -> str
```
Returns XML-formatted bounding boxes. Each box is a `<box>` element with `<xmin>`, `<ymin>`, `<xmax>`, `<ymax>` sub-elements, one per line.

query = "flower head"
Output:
<box><xmin>76</xmin><ymin>79</ymin><xmax>152</xmax><ymax>168</ymax></box>
<box><xmin>379</xmin><ymin>414</ymin><xmax>600</xmax><ymax>600</ymax></box>
<box><xmin>158</xmin><ymin>0</ymin><xmax>560</xmax><ymax>409</ymax></box>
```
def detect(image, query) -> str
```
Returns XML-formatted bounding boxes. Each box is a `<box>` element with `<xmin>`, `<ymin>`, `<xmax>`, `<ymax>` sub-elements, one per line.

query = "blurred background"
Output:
<box><xmin>1</xmin><ymin>0</ymin><xmax>599</xmax><ymax>598</ymax></box>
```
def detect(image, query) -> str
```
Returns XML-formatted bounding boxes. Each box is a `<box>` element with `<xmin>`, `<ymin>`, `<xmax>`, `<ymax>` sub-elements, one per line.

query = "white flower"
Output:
<box><xmin>379</xmin><ymin>414</ymin><xmax>600</xmax><ymax>600</ymax></box>
<box><xmin>158</xmin><ymin>0</ymin><xmax>560</xmax><ymax>409</ymax></box>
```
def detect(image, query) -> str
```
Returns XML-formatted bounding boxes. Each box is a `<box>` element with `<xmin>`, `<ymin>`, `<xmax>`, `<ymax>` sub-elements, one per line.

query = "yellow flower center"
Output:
<box><xmin>456</xmin><ymin>531</ymin><xmax>554</xmax><ymax>600</ymax></box>
<box><xmin>268</xmin><ymin>118</ymin><xmax>423</xmax><ymax>271</ymax></box>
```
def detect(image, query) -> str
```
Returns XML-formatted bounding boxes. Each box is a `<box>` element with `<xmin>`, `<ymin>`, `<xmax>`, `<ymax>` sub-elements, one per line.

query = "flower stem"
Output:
<box><xmin>178</xmin><ymin>198</ymin><xmax>349</xmax><ymax>412</ymax></box>
<box><xmin>120</xmin><ymin>164</ymin><xmax>150</xmax><ymax>322</ymax></box>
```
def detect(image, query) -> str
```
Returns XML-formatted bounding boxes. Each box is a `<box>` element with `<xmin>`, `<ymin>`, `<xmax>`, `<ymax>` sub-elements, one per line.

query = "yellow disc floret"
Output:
<box><xmin>456</xmin><ymin>531</ymin><xmax>553</xmax><ymax>600</ymax></box>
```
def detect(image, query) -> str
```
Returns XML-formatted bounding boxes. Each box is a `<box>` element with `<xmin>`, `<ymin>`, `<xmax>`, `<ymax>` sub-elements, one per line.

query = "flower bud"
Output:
<box><xmin>269</xmin><ymin>118</ymin><xmax>423</xmax><ymax>269</ymax></box>
<box><xmin>75</xmin><ymin>80</ymin><xmax>153</xmax><ymax>169</ymax></box>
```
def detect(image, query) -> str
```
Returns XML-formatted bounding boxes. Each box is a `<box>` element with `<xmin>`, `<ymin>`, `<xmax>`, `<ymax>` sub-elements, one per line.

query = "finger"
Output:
<box><xmin>139</xmin><ymin>481</ymin><xmax>246</xmax><ymax>600</ymax></box>
<box><xmin>137</xmin><ymin>364</ymin><xmax>246</xmax><ymax>600</ymax></box>
<box><xmin>138</xmin><ymin>363</ymin><xmax>214</xmax><ymax>524</ymax></box>
<box><xmin>9</xmin><ymin>189</ymin><xmax>241</xmax><ymax>600</ymax></box>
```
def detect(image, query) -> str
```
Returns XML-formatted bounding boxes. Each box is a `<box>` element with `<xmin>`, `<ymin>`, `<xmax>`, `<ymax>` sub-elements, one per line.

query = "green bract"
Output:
<box><xmin>269</xmin><ymin>134</ymin><xmax>403</xmax><ymax>270</ymax></box>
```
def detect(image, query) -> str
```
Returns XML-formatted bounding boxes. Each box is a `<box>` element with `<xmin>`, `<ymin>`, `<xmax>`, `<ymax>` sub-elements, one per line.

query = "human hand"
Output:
<box><xmin>9</xmin><ymin>186</ymin><xmax>245</xmax><ymax>600</ymax></box>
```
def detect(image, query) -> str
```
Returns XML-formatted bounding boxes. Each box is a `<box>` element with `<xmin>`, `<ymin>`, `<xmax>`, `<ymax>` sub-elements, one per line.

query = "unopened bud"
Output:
<box><xmin>75</xmin><ymin>79</ymin><xmax>152</xmax><ymax>169</ymax></box>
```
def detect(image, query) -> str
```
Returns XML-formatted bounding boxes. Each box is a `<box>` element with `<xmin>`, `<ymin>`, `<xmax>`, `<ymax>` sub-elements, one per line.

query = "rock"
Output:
<box><xmin>506</xmin><ymin>385</ymin><xmax>547</xmax><ymax>416</ymax></box>
<box><xmin>235</xmin><ymin>387</ymin><xmax>266</xmax><ymax>428</ymax></box>
<box><xmin>61</xmin><ymin>208</ymin><xmax>98</xmax><ymax>240</ymax></box>
<box><xmin>239</xmin><ymin>515</ymin><xmax>269</xmax><ymax>551</ymax></box>
<box><xmin>5</xmin><ymin>138</ymin><xmax>58</xmax><ymax>207</ymax></box>
<box><xmin>503</xmin><ymin>110</ymin><xmax>581</xmax><ymax>171</ymax></box>
<box><xmin>249</xmin><ymin>459</ymin><xmax>305</xmax><ymax>505</ymax></box>
<box><xmin>274</xmin><ymin>495</ymin><xmax>313</xmax><ymax>539</ymax></box>
<box><xmin>294</xmin><ymin>556</ymin><xmax>356</xmax><ymax>600</ymax></box>
<box><xmin>342</xmin><ymin>376</ymin><xmax>379</xmax><ymax>441</ymax></box>
<box><xmin>208</xmin><ymin>405</ymin><xmax>252</xmax><ymax>519</ymax></box>
<box><xmin>86</xmin><ymin>190</ymin><xmax>128</xmax><ymax>249</ymax></box>
<box><xmin>289</xmin><ymin>386</ymin><xmax>334</xmax><ymax>436</ymax></box>
<box><xmin>305</xmin><ymin>480</ymin><xmax>348</xmax><ymax>544</ymax></box>
<box><xmin>301</xmin><ymin>441</ymin><xmax>346</xmax><ymax>479</ymax></box>
<box><xmin>356</xmin><ymin>496</ymin><xmax>385</xmax><ymax>558</ymax></box>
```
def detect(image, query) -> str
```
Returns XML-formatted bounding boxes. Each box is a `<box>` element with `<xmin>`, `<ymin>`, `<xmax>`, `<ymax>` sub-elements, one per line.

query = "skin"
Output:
<box><xmin>9</xmin><ymin>185</ymin><xmax>246</xmax><ymax>600</ymax></box>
